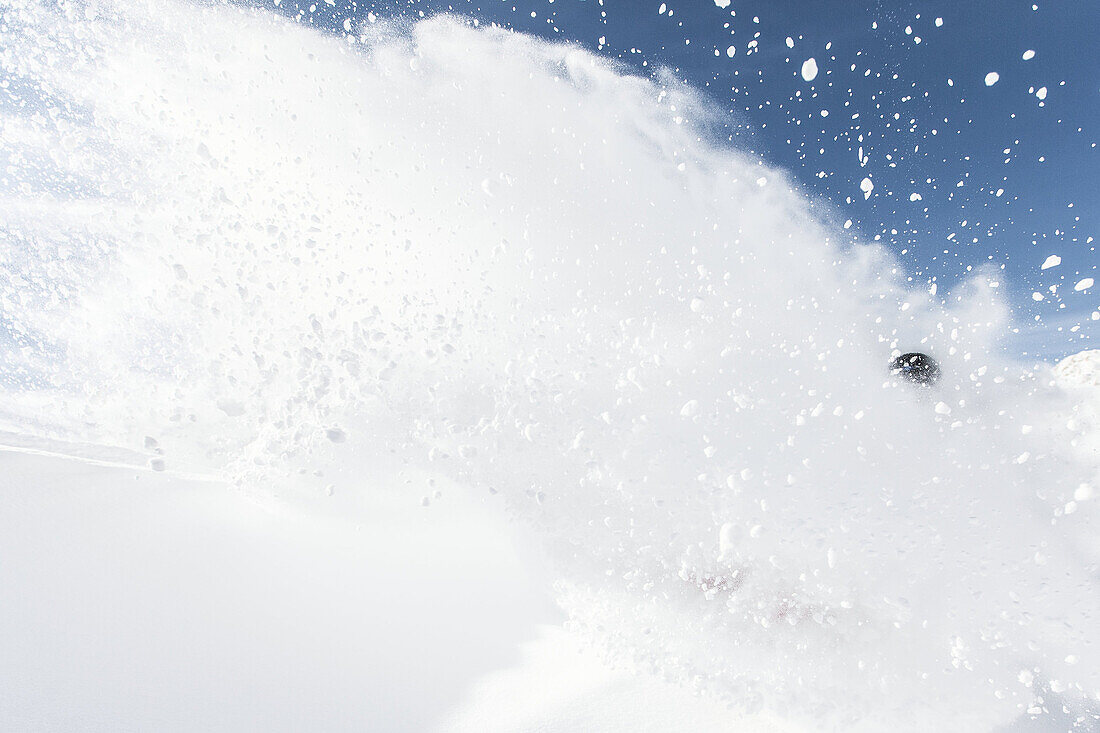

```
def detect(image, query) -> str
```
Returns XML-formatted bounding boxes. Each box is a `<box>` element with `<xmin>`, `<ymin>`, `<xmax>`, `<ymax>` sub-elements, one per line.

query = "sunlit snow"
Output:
<box><xmin>0</xmin><ymin>1</ymin><xmax>1096</xmax><ymax>732</ymax></box>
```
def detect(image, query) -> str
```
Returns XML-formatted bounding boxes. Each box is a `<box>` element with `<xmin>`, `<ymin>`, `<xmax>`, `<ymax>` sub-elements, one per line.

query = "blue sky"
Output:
<box><xmin>283</xmin><ymin>0</ymin><xmax>1098</xmax><ymax>359</ymax></box>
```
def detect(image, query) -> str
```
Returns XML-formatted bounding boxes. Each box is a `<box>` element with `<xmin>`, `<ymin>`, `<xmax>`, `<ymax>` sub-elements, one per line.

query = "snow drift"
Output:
<box><xmin>0</xmin><ymin>0</ymin><xmax>1097</xmax><ymax>729</ymax></box>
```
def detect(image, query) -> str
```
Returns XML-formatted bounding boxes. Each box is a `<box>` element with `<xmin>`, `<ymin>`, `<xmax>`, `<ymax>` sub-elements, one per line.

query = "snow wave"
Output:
<box><xmin>0</xmin><ymin>0</ymin><xmax>1097</xmax><ymax>729</ymax></box>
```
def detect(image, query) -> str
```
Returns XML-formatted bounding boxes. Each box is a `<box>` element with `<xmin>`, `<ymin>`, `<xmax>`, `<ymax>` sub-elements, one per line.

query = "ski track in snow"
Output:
<box><xmin>0</xmin><ymin>0</ymin><xmax>1097</xmax><ymax>729</ymax></box>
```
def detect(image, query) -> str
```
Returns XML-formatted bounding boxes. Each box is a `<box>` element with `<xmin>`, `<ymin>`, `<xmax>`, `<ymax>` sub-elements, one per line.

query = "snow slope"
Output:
<box><xmin>0</xmin><ymin>0</ymin><xmax>1097</xmax><ymax>729</ymax></box>
<box><xmin>0</xmin><ymin>442</ymin><xmax>762</xmax><ymax>732</ymax></box>
<box><xmin>0</xmin><ymin>375</ymin><xmax>1095</xmax><ymax>732</ymax></box>
<box><xmin>0</xmin><ymin>445</ymin><xmax>553</xmax><ymax>731</ymax></box>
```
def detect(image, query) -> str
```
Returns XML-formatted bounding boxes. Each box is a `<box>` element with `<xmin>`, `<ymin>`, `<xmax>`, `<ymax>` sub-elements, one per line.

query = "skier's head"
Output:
<box><xmin>891</xmin><ymin>352</ymin><xmax>940</xmax><ymax>385</ymax></box>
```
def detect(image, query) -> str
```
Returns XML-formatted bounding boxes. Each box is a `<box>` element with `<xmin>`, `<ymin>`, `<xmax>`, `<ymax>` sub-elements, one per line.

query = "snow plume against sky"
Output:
<box><xmin>0</xmin><ymin>0</ymin><xmax>1097</xmax><ymax>730</ymax></box>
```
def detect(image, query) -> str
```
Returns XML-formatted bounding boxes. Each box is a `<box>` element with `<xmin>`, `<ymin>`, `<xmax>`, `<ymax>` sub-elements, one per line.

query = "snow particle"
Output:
<box><xmin>1041</xmin><ymin>254</ymin><xmax>1061</xmax><ymax>269</ymax></box>
<box><xmin>984</xmin><ymin>72</ymin><xmax>1000</xmax><ymax>86</ymax></box>
<box><xmin>1022</xmin><ymin>49</ymin><xmax>1035</xmax><ymax>60</ymax></box>
<box><xmin>1074</xmin><ymin>278</ymin><xmax>1094</xmax><ymax>291</ymax></box>
<box><xmin>217</xmin><ymin>398</ymin><xmax>246</xmax><ymax>417</ymax></box>
<box><xmin>801</xmin><ymin>57</ymin><xmax>819</xmax><ymax>82</ymax></box>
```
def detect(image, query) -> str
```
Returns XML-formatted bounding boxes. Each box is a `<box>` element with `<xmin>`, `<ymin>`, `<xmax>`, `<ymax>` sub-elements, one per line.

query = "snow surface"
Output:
<box><xmin>1055</xmin><ymin>350</ymin><xmax>1100</xmax><ymax>388</ymax></box>
<box><xmin>2</xmin><ymin>369</ymin><xmax>1098</xmax><ymax>732</ymax></box>
<box><xmin>0</xmin><ymin>0</ymin><xmax>1098</xmax><ymax>730</ymax></box>
<box><xmin>1</xmin><ymin>438</ymin><xmax>831</xmax><ymax>732</ymax></box>
<box><xmin>0</xmin><ymin>446</ymin><xmax>551</xmax><ymax>731</ymax></box>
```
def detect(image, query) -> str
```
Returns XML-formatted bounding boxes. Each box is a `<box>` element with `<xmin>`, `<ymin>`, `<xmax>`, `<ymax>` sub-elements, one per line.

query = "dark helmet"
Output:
<box><xmin>891</xmin><ymin>352</ymin><xmax>940</xmax><ymax>385</ymax></box>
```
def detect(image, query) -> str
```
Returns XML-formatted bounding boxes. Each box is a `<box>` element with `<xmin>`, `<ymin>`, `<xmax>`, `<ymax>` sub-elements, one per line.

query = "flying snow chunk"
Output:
<box><xmin>1075</xmin><ymin>278</ymin><xmax>1094</xmax><ymax>292</ymax></box>
<box><xmin>714</xmin><ymin>0</ymin><xmax>731</xmax><ymax>7</ymax></box>
<box><xmin>801</xmin><ymin>57</ymin><xmax>819</xmax><ymax>82</ymax></box>
<box><xmin>1023</xmin><ymin>49</ymin><xmax>1036</xmax><ymax>60</ymax></box>
<box><xmin>910</xmin><ymin>192</ymin><xmax>922</xmax><ymax>202</ymax></box>
<box><xmin>1036</xmin><ymin>86</ymin><xmax>1047</xmax><ymax>100</ymax></box>
<box><xmin>785</xmin><ymin>36</ymin><xmax>795</xmax><ymax>48</ymax></box>
<box><xmin>985</xmin><ymin>72</ymin><xmax>1000</xmax><ymax>86</ymax></box>
<box><xmin>1041</xmin><ymin>255</ymin><xmax>1061</xmax><ymax>270</ymax></box>
<box><xmin>717</xmin><ymin>523</ymin><xmax>737</xmax><ymax>562</ymax></box>
<box><xmin>216</xmin><ymin>398</ymin><xmax>246</xmax><ymax>417</ymax></box>
<box><xmin>860</xmin><ymin>176</ymin><xmax>874</xmax><ymax>199</ymax></box>
<box><xmin>726</xmin><ymin>45</ymin><xmax>736</xmax><ymax>57</ymax></box>
<box><xmin>680</xmin><ymin>400</ymin><xmax>700</xmax><ymax>417</ymax></box>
